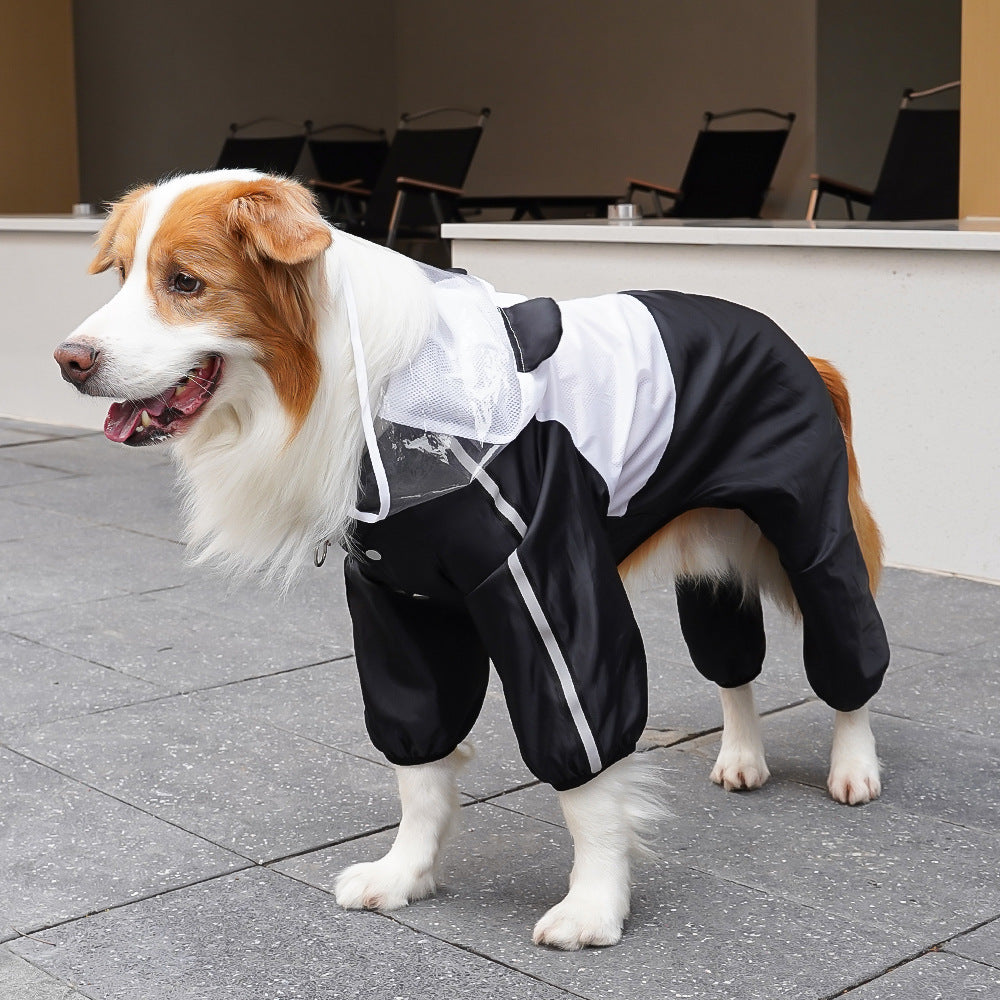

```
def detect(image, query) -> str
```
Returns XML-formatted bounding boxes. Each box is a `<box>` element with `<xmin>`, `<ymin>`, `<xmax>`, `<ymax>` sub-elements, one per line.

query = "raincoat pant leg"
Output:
<box><xmin>344</xmin><ymin>557</ymin><xmax>490</xmax><ymax>767</ymax></box>
<box><xmin>675</xmin><ymin>576</ymin><xmax>766</xmax><ymax>688</ymax></box>
<box><xmin>747</xmin><ymin>449</ymin><xmax>889</xmax><ymax>713</ymax></box>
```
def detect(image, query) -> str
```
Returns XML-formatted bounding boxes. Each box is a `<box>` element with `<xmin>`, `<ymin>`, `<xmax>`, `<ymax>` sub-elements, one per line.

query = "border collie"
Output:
<box><xmin>55</xmin><ymin>171</ymin><xmax>887</xmax><ymax>950</ymax></box>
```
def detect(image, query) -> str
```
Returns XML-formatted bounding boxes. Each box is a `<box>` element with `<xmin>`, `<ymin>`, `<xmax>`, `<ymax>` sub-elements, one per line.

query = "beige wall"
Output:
<box><xmin>960</xmin><ymin>0</ymin><xmax>1000</xmax><ymax>218</ymax></box>
<box><xmin>0</xmin><ymin>0</ymin><xmax>79</xmax><ymax>213</ymax></box>
<box><xmin>394</xmin><ymin>0</ymin><xmax>817</xmax><ymax>217</ymax></box>
<box><xmin>71</xmin><ymin>0</ymin><xmax>816</xmax><ymax>216</ymax></box>
<box><xmin>73</xmin><ymin>0</ymin><xmax>397</xmax><ymax>204</ymax></box>
<box><xmin>67</xmin><ymin>2</ymin><xmax>961</xmax><ymax>219</ymax></box>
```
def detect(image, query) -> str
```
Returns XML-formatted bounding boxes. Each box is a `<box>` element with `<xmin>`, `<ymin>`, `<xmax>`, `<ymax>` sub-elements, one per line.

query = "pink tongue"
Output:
<box><xmin>104</xmin><ymin>395</ymin><xmax>169</xmax><ymax>442</ymax></box>
<box><xmin>105</xmin><ymin>402</ymin><xmax>144</xmax><ymax>442</ymax></box>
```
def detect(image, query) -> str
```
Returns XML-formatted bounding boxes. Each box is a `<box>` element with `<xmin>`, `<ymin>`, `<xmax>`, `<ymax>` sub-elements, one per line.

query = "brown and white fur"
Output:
<box><xmin>56</xmin><ymin>171</ymin><xmax>884</xmax><ymax>951</ymax></box>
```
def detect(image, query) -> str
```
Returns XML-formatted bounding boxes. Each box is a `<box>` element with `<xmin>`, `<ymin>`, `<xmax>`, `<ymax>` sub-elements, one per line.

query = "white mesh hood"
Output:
<box><xmin>350</xmin><ymin>262</ymin><xmax>542</xmax><ymax>522</ymax></box>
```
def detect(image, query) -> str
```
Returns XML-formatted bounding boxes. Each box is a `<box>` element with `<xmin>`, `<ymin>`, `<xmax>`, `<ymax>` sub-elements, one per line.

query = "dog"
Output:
<box><xmin>55</xmin><ymin>170</ymin><xmax>889</xmax><ymax>951</ymax></box>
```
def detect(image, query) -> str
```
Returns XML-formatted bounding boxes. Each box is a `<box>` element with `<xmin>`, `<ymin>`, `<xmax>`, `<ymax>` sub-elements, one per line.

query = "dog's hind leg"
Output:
<box><xmin>674</xmin><ymin>576</ymin><xmax>770</xmax><ymax>790</ymax></box>
<box><xmin>335</xmin><ymin>744</ymin><xmax>472</xmax><ymax>911</ymax></box>
<box><xmin>712</xmin><ymin>682</ymin><xmax>770</xmax><ymax>791</ymax></box>
<box><xmin>533</xmin><ymin>755</ymin><xmax>663</xmax><ymax>950</ymax></box>
<box><xmin>828</xmin><ymin>706</ymin><xmax>881</xmax><ymax>804</ymax></box>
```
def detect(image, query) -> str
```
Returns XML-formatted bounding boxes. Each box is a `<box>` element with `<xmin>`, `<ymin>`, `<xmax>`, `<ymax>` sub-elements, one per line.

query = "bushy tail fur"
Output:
<box><xmin>809</xmin><ymin>358</ymin><xmax>884</xmax><ymax>594</ymax></box>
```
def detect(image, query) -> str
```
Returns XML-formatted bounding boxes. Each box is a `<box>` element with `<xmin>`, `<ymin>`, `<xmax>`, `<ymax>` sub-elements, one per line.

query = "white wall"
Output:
<box><xmin>451</xmin><ymin>230</ymin><xmax>1000</xmax><ymax>583</ymax></box>
<box><xmin>0</xmin><ymin>223</ymin><xmax>116</xmax><ymax>430</ymax></box>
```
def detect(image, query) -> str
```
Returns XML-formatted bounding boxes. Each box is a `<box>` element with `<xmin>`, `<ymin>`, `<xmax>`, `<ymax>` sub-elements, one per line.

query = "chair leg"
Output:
<box><xmin>806</xmin><ymin>187</ymin><xmax>820</xmax><ymax>221</ymax></box>
<box><xmin>387</xmin><ymin>189</ymin><xmax>406</xmax><ymax>247</ymax></box>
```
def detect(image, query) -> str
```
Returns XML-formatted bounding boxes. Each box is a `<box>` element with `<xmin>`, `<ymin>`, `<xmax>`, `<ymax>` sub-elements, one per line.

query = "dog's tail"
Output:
<box><xmin>810</xmin><ymin>357</ymin><xmax>884</xmax><ymax>594</ymax></box>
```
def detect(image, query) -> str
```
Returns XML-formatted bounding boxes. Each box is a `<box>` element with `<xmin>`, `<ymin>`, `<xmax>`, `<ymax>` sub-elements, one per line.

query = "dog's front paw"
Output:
<box><xmin>335</xmin><ymin>859</ymin><xmax>436</xmax><ymax>911</ymax></box>
<box><xmin>532</xmin><ymin>894</ymin><xmax>625</xmax><ymax>950</ymax></box>
<box><xmin>710</xmin><ymin>745</ymin><xmax>770</xmax><ymax>791</ymax></box>
<box><xmin>828</xmin><ymin>757</ymin><xmax>881</xmax><ymax>805</ymax></box>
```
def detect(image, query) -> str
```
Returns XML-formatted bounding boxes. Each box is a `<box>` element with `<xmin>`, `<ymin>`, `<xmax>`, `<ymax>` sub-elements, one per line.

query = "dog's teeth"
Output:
<box><xmin>140</xmin><ymin>410</ymin><xmax>151</xmax><ymax>428</ymax></box>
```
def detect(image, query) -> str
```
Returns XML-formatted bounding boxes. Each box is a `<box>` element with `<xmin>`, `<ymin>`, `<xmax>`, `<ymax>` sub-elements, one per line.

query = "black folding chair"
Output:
<box><xmin>310</xmin><ymin>107</ymin><xmax>490</xmax><ymax>248</ymax></box>
<box><xmin>627</xmin><ymin>108</ymin><xmax>796</xmax><ymax>218</ymax></box>
<box><xmin>807</xmin><ymin>82</ymin><xmax>960</xmax><ymax>221</ymax></box>
<box><xmin>214</xmin><ymin>118</ymin><xmax>309</xmax><ymax>176</ymax></box>
<box><xmin>307</xmin><ymin>123</ymin><xmax>388</xmax><ymax>223</ymax></box>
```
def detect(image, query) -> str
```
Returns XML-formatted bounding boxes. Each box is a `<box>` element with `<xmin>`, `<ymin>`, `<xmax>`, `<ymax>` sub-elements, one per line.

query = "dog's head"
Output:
<box><xmin>55</xmin><ymin>171</ymin><xmax>332</xmax><ymax>446</ymax></box>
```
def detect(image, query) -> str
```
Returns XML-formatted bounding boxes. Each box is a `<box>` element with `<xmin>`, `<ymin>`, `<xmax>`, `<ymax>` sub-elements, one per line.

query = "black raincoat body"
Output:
<box><xmin>343</xmin><ymin>289</ymin><xmax>889</xmax><ymax>791</ymax></box>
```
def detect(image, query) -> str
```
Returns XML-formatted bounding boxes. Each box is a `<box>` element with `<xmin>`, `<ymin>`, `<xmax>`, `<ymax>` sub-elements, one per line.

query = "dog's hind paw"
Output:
<box><xmin>828</xmin><ymin>759</ymin><xmax>881</xmax><ymax>805</ymax></box>
<box><xmin>533</xmin><ymin>896</ymin><xmax>624</xmax><ymax>950</ymax></box>
<box><xmin>829</xmin><ymin>708</ymin><xmax>881</xmax><ymax>805</ymax></box>
<box><xmin>710</xmin><ymin>748</ymin><xmax>770</xmax><ymax>792</ymax></box>
<box><xmin>335</xmin><ymin>859</ymin><xmax>436</xmax><ymax>911</ymax></box>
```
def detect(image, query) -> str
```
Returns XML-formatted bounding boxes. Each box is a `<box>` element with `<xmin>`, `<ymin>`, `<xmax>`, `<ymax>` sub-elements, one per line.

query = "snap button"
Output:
<box><xmin>364</xmin><ymin>549</ymin><xmax>382</xmax><ymax>561</ymax></box>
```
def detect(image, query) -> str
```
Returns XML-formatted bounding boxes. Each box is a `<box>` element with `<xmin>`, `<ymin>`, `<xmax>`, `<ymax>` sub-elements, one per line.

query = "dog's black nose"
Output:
<box><xmin>54</xmin><ymin>342</ymin><xmax>100</xmax><ymax>386</ymax></box>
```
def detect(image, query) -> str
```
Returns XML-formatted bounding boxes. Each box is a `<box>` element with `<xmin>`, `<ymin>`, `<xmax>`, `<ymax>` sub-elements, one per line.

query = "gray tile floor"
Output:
<box><xmin>1</xmin><ymin>415</ymin><xmax>998</xmax><ymax>999</ymax></box>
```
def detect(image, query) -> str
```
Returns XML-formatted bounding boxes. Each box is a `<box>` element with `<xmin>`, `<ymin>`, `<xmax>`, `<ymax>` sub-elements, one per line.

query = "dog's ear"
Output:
<box><xmin>88</xmin><ymin>185</ymin><xmax>153</xmax><ymax>275</ymax></box>
<box><xmin>226</xmin><ymin>177</ymin><xmax>332</xmax><ymax>265</ymax></box>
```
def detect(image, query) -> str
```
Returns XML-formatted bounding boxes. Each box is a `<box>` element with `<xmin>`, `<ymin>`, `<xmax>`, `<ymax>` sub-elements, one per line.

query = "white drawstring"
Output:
<box><xmin>343</xmin><ymin>267</ymin><xmax>391</xmax><ymax>523</ymax></box>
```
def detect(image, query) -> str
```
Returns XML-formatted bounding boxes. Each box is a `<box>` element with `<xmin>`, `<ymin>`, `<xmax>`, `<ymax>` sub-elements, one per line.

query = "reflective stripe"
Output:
<box><xmin>506</xmin><ymin>551</ymin><xmax>603</xmax><ymax>775</ymax></box>
<box><xmin>448</xmin><ymin>440</ymin><xmax>527</xmax><ymax>538</ymax></box>
<box><xmin>457</xmin><ymin>446</ymin><xmax>601</xmax><ymax>773</ymax></box>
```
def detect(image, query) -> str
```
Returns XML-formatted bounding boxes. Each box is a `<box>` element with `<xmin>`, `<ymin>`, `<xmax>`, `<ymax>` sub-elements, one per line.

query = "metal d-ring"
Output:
<box><xmin>314</xmin><ymin>538</ymin><xmax>332</xmax><ymax>568</ymax></box>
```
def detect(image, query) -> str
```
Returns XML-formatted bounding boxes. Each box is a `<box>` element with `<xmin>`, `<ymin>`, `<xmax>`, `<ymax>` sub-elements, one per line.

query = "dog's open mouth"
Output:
<box><xmin>104</xmin><ymin>356</ymin><xmax>224</xmax><ymax>446</ymax></box>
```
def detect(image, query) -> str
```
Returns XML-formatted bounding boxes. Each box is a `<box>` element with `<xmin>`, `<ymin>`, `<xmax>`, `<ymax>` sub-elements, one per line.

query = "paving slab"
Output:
<box><xmin>947</xmin><ymin>917</ymin><xmax>1000</xmax><ymax>971</ymax></box>
<box><xmin>5</xmin><ymin>591</ymin><xmax>346</xmax><ymax>692</ymax></box>
<box><xmin>4</xmin><ymin>461</ymin><xmax>184</xmax><ymax>545</ymax></box>
<box><xmin>679</xmin><ymin>700</ymin><xmax>1000</xmax><ymax>836</ymax></box>
<box><xmin>8</xmin><ymin>698</ymin><xmax>403</xmax><ymax>863</ymax></box>
<box><xmin>874</xmin><ymin>647</ymin><xmax>1000</xmax><ymax>739</ymax></box>
<box><xmin>488</xmin><ymin>746</ymin><xmax>1000</xmax><ymax>942</ymax></box>
<box><xmin>0</xmin><ymin>421</ymin><xmax>62</xmax><ymax>447</ymax></box>
<box><xmin>875</xmin><ymin>567</ymin><xmax>1000</xmax><ymax>655</ymax></box>
<box><xmin>0</xmin><ymin>498</ymin><xmax>96</xmax><ymax>545</ymax></box>
<box><xmin>0</xmin><ymin>433</ymin><xmax>169</xmax><ymax>479</ymax></box>
<box><xmin>841</xmin><ymin>951</ymin><xmax>1000</xmax><ymax>998</ymax></box>
<box><xmin>7</xmin><ymin>868</ymin><xmax>568</xmax><ymax>1000</ymax></box>
<box><xmin>0</xmin><ymin>947</ymin><xmax>89</xmax><ymax>1000</ymax></box>
<box><xmin>0</xmin><ymin>631</ymin><xmax>160</xmax><ymax>734</ymax></box>
<box><xmin>147</xmin><ymin>554</ymin><xmax>356</xmax><ymax>654</ymax></box>
<box><xmin>0</xmin><ymin>528</ymin><xmax>189</xmax><ymax>619</ymax></box>
<box><xmin>0</xmin><ymin>456</ymin><xmax>76</xmax><ymax>490</ymax></box>
<box><xmin>278</xmin><ymin>801</ymin><xmax>913</xmax><ymax>1000</ymax></box>
<box><xmin>0</xmin><ymin>419</ymin><xmax>93</xmax><ymax>444</ymax></box>
<box><xmin>0</xmin><ymin>748</ymin><xmax>244</xmax><ymax>941</ymax></box>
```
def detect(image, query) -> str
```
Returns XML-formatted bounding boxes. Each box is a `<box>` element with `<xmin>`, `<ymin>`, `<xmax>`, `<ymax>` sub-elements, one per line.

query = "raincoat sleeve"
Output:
<box><xmin>463</xmin><ymin>462</ymin><xmax>648</xmax><ymax>791</ymax></box>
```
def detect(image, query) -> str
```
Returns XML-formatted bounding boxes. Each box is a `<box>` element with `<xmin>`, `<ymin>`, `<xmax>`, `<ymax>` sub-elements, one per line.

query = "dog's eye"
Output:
<box><xmin>169</xmin><ymin>272</ymin><xmax>203</xmax><ymax>295</ymax></box>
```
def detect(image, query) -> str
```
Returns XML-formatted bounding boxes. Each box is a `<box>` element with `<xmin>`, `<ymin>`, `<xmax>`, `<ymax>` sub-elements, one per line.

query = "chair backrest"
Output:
<box><xmin>214</xmin><ymin>118</ymin><xmax>308</xmax><ymax>176</ymax></box>
<box><xmin>868</xmin><ymin>83</ymin><xmax>960</xmax><ymax>221</ymax></box>
<box><xmin>307</xmin><ymin>124</ymin><xmax>388</xmax><ymax>189</ymax></box>
<box><xmin>363</xmin><ymin>107</ymin><xmax>490</xmax><ymax>237</ymax></box>
<box><xmin>673</xmin><ymin>108</ymin><xmax>795</xmax><ymax>218</ymax></box>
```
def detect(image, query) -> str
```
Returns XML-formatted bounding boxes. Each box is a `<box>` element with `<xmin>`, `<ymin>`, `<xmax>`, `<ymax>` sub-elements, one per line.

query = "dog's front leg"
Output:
<box><xmin>533</xmin><ymin>755</ymin><xmax>661</xmax><ymax>950</ymax></box>
<box><xmin>335</xmin><ymin>744</ymin><xmax>472</xmax><ymax>911</ymax></box>
<box><xmin>828</xmin><ymin>706</ymin><xmax>881</xmax><ymax>804</ymax></box>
